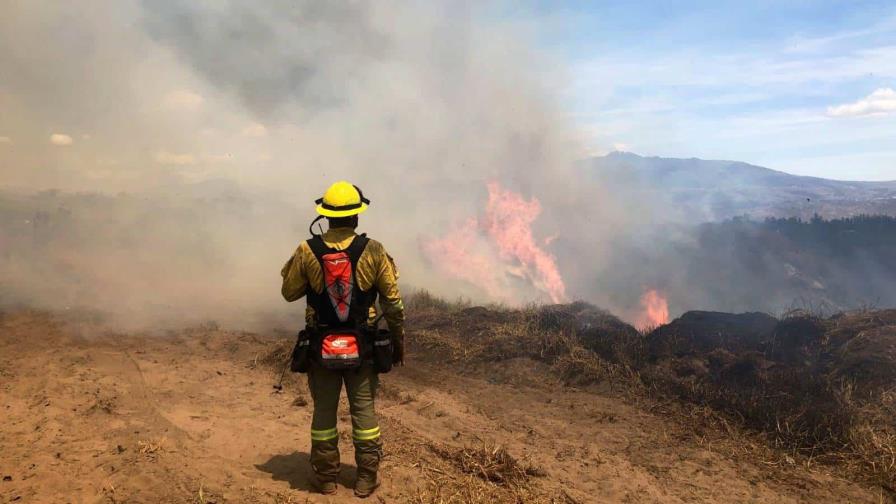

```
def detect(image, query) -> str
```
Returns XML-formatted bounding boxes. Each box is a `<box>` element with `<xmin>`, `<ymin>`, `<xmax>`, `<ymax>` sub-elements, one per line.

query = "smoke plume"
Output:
<box><xmin>0</xmin><ymin>1</ymin><xmax>615</xmax><ymax>329</ymax></box>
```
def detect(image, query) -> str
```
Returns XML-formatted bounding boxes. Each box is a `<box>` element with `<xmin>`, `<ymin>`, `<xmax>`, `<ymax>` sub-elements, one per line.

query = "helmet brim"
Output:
<box><xmin>316</xmin><ymin>203</ymin><xmax>368</xmax><ymax>218</ymax></box>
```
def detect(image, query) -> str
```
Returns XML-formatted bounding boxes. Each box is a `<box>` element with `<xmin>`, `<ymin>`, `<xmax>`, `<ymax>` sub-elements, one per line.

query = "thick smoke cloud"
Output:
<box><xmin>140</xmin><ymin>1</ymin><xmax>389</xmax><ymax>118</ymax></box>
<box><xmin>1</xmin><ymin>1</ymin><xmax>633</xmax><ymax>328</ymax></box>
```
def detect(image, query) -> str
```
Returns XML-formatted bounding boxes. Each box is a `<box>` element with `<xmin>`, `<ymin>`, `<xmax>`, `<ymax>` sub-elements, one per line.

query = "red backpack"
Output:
<box><xmin>305</xmin><ymin>234</ymin><xmax>375</xmax><ymax>369</ymax></box>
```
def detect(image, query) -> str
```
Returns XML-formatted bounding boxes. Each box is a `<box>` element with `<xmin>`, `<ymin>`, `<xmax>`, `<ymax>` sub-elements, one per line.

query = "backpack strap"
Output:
<box><xmin>345</xmin><ymin>233</ymin><xmax>369</xmax><ymax>271</ymax></box>
<box><xmin>306</xmin><ymin>233</ymin><xmax>369</xmax><ymax>265</ymax></box>
<box><xmin>306</xmin><ymin>234</ymin><xmax>333</xmax><ymax>266</ymax></box>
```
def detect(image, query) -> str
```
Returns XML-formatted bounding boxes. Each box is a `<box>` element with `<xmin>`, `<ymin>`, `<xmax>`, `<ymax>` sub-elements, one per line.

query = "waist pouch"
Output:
<box><xmin>372</xmin><ymin>328</ymin><xmax>393</xmax><ymax>374</ymax></box>
<box><xmin>290</xmin><ymin>329</ymin><xmax>312</xmax><ymax>373</ymax></box>
<box><xmin>294</xmin><ymin>326</ymin><xmax>390</xmax><ymax>373</ymax></box>
<box><xmin>318</xmin><ymin>328</ymin><xmax>364</xmax><ymax>370</ymax></box>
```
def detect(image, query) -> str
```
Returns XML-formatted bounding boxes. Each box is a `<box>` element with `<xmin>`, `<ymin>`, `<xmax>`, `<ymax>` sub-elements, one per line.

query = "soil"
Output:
<box><xmin>0</xmin><ymin>310</ymin><xmax>887</xmax><ymax>503</ymax></box>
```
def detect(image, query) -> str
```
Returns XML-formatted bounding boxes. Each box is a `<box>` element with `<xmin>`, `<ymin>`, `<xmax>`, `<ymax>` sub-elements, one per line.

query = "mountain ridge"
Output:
<box><xmin>587</xmin><ymin>152</ymin><xmax>896</xmax><ymax>220</ymax></box>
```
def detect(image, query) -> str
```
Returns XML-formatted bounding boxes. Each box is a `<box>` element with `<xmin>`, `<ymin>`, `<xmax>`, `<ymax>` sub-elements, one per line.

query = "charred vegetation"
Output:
<box><xmin>406</xmin><ymin>292</ymin><xmax>896</xmax><ymax>493</ymax></box>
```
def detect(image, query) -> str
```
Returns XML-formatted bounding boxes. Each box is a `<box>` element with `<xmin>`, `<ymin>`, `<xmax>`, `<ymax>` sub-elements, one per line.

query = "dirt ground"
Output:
<box><xmin>0</xmin><ymin>310</ymin><xmax>888</xmax><ymax>503</ymax></box>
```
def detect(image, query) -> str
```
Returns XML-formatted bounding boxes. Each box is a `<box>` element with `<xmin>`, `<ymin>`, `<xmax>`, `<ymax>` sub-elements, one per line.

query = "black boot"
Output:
<box><xmin>310</xmin><ymin>438</ymin><xmax>340</xmax><ymax>494</ymax></box>
<box><xmin>353</xmin><ymin>438</ymin><xmax>383</xmax><ymax>498</ymax></box>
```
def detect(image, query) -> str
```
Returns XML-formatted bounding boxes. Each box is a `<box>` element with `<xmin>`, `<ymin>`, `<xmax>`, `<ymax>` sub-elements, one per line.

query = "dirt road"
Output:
<box><xmin>0</xmin><ymin>311</ymin><xmax>885</xmax><ymax>503</ymax></box>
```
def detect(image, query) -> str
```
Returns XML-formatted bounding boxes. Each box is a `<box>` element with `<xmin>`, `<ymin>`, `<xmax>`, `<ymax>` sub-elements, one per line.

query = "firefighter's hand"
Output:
<box><xmin>393</xmin><ymin>332</ymin><xmax>405</xmax><ymax>366</ymax></box>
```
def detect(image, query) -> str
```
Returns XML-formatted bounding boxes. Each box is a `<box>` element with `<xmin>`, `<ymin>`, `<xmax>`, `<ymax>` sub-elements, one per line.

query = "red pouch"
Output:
<box><xmin>319</xmin><ymin>330</ymin><xmax>362</xmax><ymax>369</ymax></box>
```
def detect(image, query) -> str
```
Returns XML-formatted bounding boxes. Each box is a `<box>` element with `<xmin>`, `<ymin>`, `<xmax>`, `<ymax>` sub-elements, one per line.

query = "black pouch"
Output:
<box><xmin>290</xmin><ymin>329</ymin><xmax>312</xmax><ymax>373</ymax></box>
<box><xmin>372</xmin><ymin>328</ymin><xmax>393</xmax><ymax>374</ymax></box>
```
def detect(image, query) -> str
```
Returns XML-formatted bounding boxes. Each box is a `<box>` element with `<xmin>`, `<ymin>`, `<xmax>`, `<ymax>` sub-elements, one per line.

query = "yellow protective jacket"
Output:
<box><xmin>280</xmin><ymin>227</ymin><xmax>405</xmax><ymax>338</ymax></box>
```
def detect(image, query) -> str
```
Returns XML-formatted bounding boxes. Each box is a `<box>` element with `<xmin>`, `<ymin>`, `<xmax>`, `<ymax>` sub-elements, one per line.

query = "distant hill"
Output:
<box><xmin>586</xmin><ymin>152</ymin><xmax>896</xmax><ymax>221</ymax></box>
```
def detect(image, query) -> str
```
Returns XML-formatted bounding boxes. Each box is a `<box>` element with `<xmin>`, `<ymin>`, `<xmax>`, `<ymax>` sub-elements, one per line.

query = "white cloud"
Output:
<box><xmin>0</xmin><ymin>136</ymin><xmax>11</xmax><ymax>144</ymax></box>
<box><xmin>827</xmin><ymin>88</ymin><xmax>896</xmax><ymax>117</ymax></box>
<box><xmin>154</xmin><ymin>150</ymin><xmax>196</xmax><ymax>165</ymax></box>
<box><xmin>163</xmin><ymin>89</ymin><xmax>204</xmax><ymax>111</ymax></box>
<box><xmin>242</xmin><ymin>122</ymin><xmax>267</xmax><ymax>137</ymax></box>
<box><xmin>50</xmin><ymin>133</ymin><xmax>73</xmax><ymax>146</ymax></box>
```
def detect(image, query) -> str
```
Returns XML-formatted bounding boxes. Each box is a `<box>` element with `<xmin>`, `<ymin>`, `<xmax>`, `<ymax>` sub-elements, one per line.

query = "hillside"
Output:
<box><xmin>587</xmin><ymin>152</ymin><xmax>896</xmax><ymax>221</ymax></box>
<box><xmin>594</xmin><ymin>215</ymin><xmax>896</xmax><ymax>316</ymax></box>
<box><xmin>2</xmin><ymin>298</ymin><xmax>894</xmax><ymax>503</ymax></box>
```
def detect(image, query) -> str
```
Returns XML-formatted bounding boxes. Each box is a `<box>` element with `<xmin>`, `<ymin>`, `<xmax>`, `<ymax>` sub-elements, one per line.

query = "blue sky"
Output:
<box><xmin>515</xmin><ymin>1</ymin><xmax>896</xmax><ymax>180</ymax></box>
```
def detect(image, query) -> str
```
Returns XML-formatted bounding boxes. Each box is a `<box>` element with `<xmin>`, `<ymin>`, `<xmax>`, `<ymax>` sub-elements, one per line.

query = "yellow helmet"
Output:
<box><xmin>315</xmin><ymin>180</ymin><xmax>370</xmax><ymax>217</ymax></box>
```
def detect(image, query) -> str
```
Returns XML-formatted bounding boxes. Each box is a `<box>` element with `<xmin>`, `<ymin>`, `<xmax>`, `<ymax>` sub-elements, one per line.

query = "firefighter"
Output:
<box><xmin>280</xmin><ymin>181</ymin><xmax>405</xmax><ymax>498</ymax></box>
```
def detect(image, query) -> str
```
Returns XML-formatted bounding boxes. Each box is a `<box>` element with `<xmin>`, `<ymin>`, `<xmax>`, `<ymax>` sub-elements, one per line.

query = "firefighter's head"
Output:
<box><xmin>315</xmin><ymin>181</ymin><xmax>369</xmax><ymax>229</ymax></box>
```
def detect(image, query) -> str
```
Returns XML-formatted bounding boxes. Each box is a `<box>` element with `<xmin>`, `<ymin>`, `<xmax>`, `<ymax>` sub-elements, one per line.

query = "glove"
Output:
<box><xmin>392</xmin><ymin>331</ymin><xmax>405</xmax><ymax>366</ymax></box>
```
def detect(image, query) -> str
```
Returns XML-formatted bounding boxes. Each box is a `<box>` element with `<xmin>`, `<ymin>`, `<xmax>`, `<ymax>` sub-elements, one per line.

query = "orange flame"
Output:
<box><xmin>481</xmin><ymin>182</ymin><xmax>567</xmax><ymax>303</ymax></box>
<box><xmin>634</xmin><ymin>288</ymin><xmax>669</xmax><ymax>329</ymax></box>
<box><xmin>419</xmin><ymin>217</ymin><xmax>509</xmax><ymax>301</ymax></box>
<box><xmin>421</xmin><ymin>181</ymin><xmax>567</xmax><ymax>303</ymax></box>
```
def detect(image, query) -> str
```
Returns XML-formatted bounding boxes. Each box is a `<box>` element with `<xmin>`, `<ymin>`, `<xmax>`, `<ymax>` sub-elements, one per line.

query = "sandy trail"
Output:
<box><xmin>0</xmin><ymin>311</ymin><xmax>885</xmax><ymax>503</ymax></box>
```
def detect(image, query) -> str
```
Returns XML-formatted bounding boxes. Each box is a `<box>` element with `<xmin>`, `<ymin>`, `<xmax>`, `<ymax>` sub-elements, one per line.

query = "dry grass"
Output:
<box><xmin>137</xmin><ymin>437</ymin><xmax>166</xmax><ymax>459</ymax></box>
<box><xmin>405</xmin><ymin>291</ymin><xmax>896</xmax><ymax>494</ymax></box>
<box><xmin>371</xmin><ymin>412</ymin><xmax>561</xmax><ymax>504</ymax></box>
<box><xmin>137</xmin><ymin>439</ymin><xmax>162</xmax><ymax>454</ymax></box>
<box><xmin>194</xmin><ymin>481</ymin><xmax>225</xmax><ymax>504</ymax></box>
<box><xmin>405</xmin><ymin>289</ymin><xmax>473</xmax><ymax>313</ymax></box>
<box><xmin>258</xmin><ymin>338</ymin><xmax>292</xmax><ymax>369</ymax></box>
<box><xmin>403</xmin><ymin>441</ymin><xmax>558</xmax><ymax>504</ymax></box>
<box><xmin>411</xmin><ymin>299</ymin><xmax>640</xmax><ymax>393</ymax></box>
<box><xmin>633</xmin><ymin>310</ymin><xmax>896</xmax><ymax>491</ymax></box>
<box><xmin>430</xmin><ymin>442</ymin><xmax>542</xmax><ymax>486</ymax></box>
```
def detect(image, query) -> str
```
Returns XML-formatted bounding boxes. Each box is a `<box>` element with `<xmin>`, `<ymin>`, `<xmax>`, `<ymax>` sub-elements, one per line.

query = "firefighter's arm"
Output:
<box><xmin>373</xmin><ymin>245</ymin><xmax>406</xmax><ymax>365</ymax></box>
<box><xmin>280</xmin><ymin>243</ymin><xmax>309</xmax><ymax>302</ymax></box>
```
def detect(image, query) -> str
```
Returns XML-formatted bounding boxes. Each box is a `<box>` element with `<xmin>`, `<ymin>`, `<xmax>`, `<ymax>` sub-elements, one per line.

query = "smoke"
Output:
<box><xmin>3</xmin><ymin>2</ymin><xmax>888</xmax><ymax>330</ymax></box>
<box><xmin>0</xmin><ymin>1</ymin><xmax>619</xmax><ymax>329</ymax></box>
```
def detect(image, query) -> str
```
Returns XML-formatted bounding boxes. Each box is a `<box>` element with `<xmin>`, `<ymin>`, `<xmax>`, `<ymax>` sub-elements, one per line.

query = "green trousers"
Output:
<box><xmin>307</xmin><ymin>362</ymin><xmax>382</xmax><ymax>482</ymax></box>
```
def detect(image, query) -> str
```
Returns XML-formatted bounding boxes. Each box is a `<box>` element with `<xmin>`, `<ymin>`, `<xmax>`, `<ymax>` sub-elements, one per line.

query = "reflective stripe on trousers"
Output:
<box><xmin>353</xmin><ymin>426</ymin><xmax>380</xmax><ymax>441</ymax></box>
<box><xmin>310</xmin><ymin>427</ymin><xmax>338</xmax><ymax>441</ymax></box>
